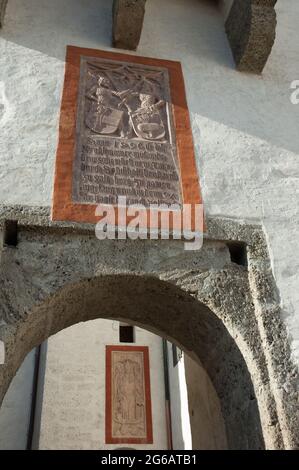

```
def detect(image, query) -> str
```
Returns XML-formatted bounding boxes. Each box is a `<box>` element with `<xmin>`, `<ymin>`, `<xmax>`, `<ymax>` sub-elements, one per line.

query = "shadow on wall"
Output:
<box><xmin>1</xmin><ymin>0</ymin><xmax>298</xmax><ymax>155</ymax></box>
<box><xmin>0</xmin><ymin>0</ymin><xmax>113</xmax><ymax>60</ymax></box>
<box><xmin>0</xmin><ymin>0</ymin><xmax>228</xmax><ymax>66</ymax></box>
<box><xmin>0</xmin><ymin>349</ymin><xmax>36</xmax><ymax>450</ymax></box>
<box><xmin>140</xmin><ymin>0</ymin><xmax>299</xmax><ymax>155</ymax></box>
<box><xmin>184</xmin><ymin>354</ymin><xmax>227</xmax><ymax>450</ymax></box>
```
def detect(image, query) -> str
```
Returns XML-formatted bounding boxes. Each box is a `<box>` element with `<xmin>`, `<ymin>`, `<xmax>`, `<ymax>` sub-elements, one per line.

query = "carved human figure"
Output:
<box><xmin>130</xmin><ymin>93</ymin><xmax>166</xmax><ymax>141</ymax></box>
<box><xmin>84</xmin><ymin>63</ymin><xmax>169</xmax><ymax>142</ymax></box>
<box><xmin>113</xmin><ymin>358</ymin><xmax>144</xmax><ymax>425</ymax></box>
<box><xmin>85</xmin><ymin>76</ymin><xmax>126</xmax><ymax>137</ymax></box>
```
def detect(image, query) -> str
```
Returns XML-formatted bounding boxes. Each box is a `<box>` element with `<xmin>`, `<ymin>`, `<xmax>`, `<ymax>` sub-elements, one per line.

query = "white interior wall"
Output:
<box><xmin>167</xmin><ymin>343</ymin><xmax>192</xmax><ymax>450</ymax></box>
<box><xmin>167</xmin><ymin>344</ymin><xmax>228</xmax><ymax>450</ymax></box>
<box><xmin>34</xmin><ymin>319</ymin><xmax>168</xmax><ymax>450</ymax></box>
<box><xmin>183</xmin><ymin>354</ymin><xmax>228</xmax><ymax>450</ymax></box>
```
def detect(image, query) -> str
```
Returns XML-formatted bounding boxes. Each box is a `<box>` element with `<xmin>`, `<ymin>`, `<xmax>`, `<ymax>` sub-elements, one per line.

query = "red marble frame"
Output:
<box><xmin>52</xmin><ymin>46</ymin><xmax>204</xmax><ymax>231</ymax></box>
<box><xmin>105</xmin><ymin>345</ymin><xmax>153</xmax><ymax>445</ymax></box>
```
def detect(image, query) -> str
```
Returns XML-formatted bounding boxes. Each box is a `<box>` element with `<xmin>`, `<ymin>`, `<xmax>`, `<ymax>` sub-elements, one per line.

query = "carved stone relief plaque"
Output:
<box><xmin>52</xmin><ymin>47</ymin><xmax>202</xmax><ymax>226</ymax></box>
<box><xmin>106</xmin><ymin>346</ymin><xmax>153</xmax><ymax>444</ymax></box>
<box><xmin>73</xmin><ymin>57</ymin><xmax>182</xmax><ymax>207</ymax></box>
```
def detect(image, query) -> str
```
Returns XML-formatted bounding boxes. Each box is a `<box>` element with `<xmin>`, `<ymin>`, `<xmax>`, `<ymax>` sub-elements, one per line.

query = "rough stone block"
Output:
<box><xmin>225</xmin><ymin>0</ymin><xmax>277</xmax><ymax>73</ymax></box>
<box><xmin>113</xmin><ymin>0</ymin><xmax>146</xmax><ymax>50</ymax></box>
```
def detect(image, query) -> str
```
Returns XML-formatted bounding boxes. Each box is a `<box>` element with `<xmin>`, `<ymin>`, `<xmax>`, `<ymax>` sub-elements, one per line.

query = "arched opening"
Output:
<box><xmin>0</xmin><ymin>318</ymin><xmax>228</xmax><ymax>450</ymax></box>
<box><xmin>0</xmin><ymin>274</ymin><xmax>265</xmax><ymax>449</ymax></box>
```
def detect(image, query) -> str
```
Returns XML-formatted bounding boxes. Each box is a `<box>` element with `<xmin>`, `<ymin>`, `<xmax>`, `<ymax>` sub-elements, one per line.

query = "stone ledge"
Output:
<box><xmin>0</xmin><ymin>204</ymin><xmax>263</xmax><ymax>245</ymax></box>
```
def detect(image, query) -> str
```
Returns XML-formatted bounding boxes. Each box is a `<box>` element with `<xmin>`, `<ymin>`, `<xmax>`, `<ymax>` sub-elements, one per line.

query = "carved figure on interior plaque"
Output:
<box><xmin>113</xmin><ymin>358</ymin><xmax>144</xmax><ymax>427</ymax></box>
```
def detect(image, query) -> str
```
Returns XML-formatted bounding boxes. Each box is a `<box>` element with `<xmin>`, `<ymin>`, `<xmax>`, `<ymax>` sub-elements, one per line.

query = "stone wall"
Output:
<box><xmin>0</xmin><ymin>209</ymin><xmax>298</xmax><ymax>449</ymax></box>
<box><xmin>0</xmin><ymin>0</ymin><xmax>298</xmax><ymax>366</ymax></box>
<box><xmin>0</xmin><ymin>0</ymin><xmax>298</xmax><ymax>449</ymax></box>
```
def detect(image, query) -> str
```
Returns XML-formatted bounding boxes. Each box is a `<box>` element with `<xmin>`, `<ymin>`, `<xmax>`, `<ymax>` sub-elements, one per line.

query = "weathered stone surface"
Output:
<box><xmin>0</xmin><ymin>0</ymin><xmax>8</xmax><ymax>28</ymax></box>
<box><xmin>0</xmin><ymin>207</ymin><xmax>298</xmax><ymax>449</ymax></box>
<box><xmin>113</xmin><ymin>0</ymin><xmax>146</xmax><ymax>50</ymax></box>
<box><xmin>225</xmin><ymin>0</ymin><xmax>277</xmax><ymax>73</ymax></box>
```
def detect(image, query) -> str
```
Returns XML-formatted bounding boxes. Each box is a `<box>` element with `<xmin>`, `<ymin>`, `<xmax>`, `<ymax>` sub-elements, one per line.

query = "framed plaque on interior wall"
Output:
<box><xmin>105</xmin><ymin>345</ymin><xmax>153</xmax><ymax>444</ymax></box>
<box><xmin>52</xmin><ymin>46</ymin><xmax>202</xmax><ymax>230</ymax></box>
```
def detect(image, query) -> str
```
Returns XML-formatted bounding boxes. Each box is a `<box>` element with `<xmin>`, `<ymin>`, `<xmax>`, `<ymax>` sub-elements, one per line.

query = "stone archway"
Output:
<box><xmin>1</xmin><ymin>274</ymin><xmax>264</xmax><ymax>450</ymax></box>
<box><xmin>0</xmin><ymin>208</ymin><xmax>298</xmax><ymax>449</ymax></box>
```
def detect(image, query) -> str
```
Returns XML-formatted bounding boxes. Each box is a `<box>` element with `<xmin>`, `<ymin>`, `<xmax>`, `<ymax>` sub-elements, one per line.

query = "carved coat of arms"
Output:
<box><xmin>86</xmin><ymin>103</ymin><xmax>124</xmax><ymax>135</ymax></box>
<box><xmin>84</xmin><ymin>63</ymin><xmax>170</xmax><ymax>142</ymax></box>
<box><xmin>130</xmin><ymin>94</ymin><xmax>166</xmax><ymax>141</ymax></box>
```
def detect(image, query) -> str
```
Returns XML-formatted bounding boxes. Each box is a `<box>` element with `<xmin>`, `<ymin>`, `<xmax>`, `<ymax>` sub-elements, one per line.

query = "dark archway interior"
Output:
<box><xmin>2</xmin><ymin>274</ymin><xmax>264</xmax><ymax>449</ymax></box>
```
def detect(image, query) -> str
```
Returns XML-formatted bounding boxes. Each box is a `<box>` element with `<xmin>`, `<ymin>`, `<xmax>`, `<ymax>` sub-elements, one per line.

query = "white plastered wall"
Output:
<box><xmin>0</xmin><ymin>0</ymin><xmax>298</xmax><ymax>363</ymax></box>
<box><xmin>34</xmin><ymin>320</ymin><xmax>168</xmax><ymax>450</ymax></box>
<box><xmin>0</xmin><ymin>0</ymin><xmax>299</xmax><ymax>447</ymax></box>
